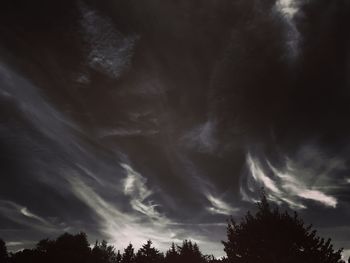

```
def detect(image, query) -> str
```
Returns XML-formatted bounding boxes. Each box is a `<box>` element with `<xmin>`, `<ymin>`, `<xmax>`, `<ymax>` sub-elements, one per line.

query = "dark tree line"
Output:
<box><xmin>1</xmin><ymin>197</ymin><xmax>347</xmax><ymax>263</ymax></box>
<box><xmin>0</xmin><ymin>234</ymin><xmax>219</xmax><ymax>263</ymax></box>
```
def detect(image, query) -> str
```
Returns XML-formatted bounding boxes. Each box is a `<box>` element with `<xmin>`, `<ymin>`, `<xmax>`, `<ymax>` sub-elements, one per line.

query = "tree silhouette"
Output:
<box><xmin>178</xmin><ymin>240</ymin><xmax>206</xmax><ymax>263</ymax></box>
<box><xmin>0</xmin><ymin>239</ymin><xmax>9</xmax><ymax>263</ymax></box>
<box><xmin>222</xmin><ymin>195</ymin><xmax>344</xmax><ymax>263</ymax></box>
<box><xmin>91</xmin><ymin>240</ymin><xmax>118</xmax><ymax>263</ymax></box>
<box><xmin>45</xmin><ymin>232</ymin><xmax>91</xmax><ymax>263</ymax></box>
<box><xmin>135</xmin><ymin>240</ymin><xmax>164</xmax><ymax>263</ymax></box>
<box><xmin>121</xmin><ymin>244</ymin><xmax>135</xmax><ymax>263</ymax></box>
<box><xmin>9</xmin><ymin>233</ymin><xmax>91</xmax><ymax>263</ymax></box>
<box><xmin>116</xmin><ymin>250</ymin><xmax>122</xmax><ymax>263</ymax></box>
<box><xmin>9</xmin><ymin>248</ymin><xmax>39</xmax><ymax>263</ymax></box>
<box><xmin>165</xmin><ymin>243</ymin><xmax>179</xmax><ymax>263</ymax></box>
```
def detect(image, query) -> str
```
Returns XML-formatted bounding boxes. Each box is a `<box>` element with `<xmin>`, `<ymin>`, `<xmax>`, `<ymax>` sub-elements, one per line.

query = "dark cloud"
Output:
<box><xmin>0</xmin><ymin>0</ymin><xmax>350</xmax><ymax>259</ymax></box>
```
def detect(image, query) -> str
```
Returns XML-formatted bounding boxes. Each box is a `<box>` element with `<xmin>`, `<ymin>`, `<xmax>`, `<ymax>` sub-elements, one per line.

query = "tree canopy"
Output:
<box><xmin>222</xmin><ymin>195</ymin><xmax>344</xmax><ymax>263</ymax></box>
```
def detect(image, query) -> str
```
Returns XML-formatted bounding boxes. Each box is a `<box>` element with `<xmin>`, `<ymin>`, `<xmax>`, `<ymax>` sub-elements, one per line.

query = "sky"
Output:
<box><xmin>0</xmin><ymin>0</ymin><xmax>350</xmax><ymax>259</ymax></box>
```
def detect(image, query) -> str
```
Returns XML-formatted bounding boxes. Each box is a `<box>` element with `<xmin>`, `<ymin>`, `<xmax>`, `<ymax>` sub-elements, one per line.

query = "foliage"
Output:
<box><xmin>178</xmin><ymin>240</ymin><xmax>206</xmax><ymax>263</ymax></box>
<box><xmin>135</xmin><ymin>240</ymin><xmax>164</xmax><ymax>263</ymax></box>
<box><xmin>121</xmin><ymin>243</ymin><xmax>135</xmax><ymax>263</ymax></box>
<box><xmin>91</xmin><ymin>240</ymin><xmax>118</xmax><ymax>263</ymax></box>
<box><xmin>9</xmin><ymin>233</ymin><xmax>91</xmax><ymax>263</ymax></box>
<box><xmin>222</xmin><ymin>195</ymin><xmax>344</xmax><ymax>263</ymax></box>
<box><xmin>165</xmin><ymin>243</ymin><xmax>179</xmax><ymax>263</ymax></box>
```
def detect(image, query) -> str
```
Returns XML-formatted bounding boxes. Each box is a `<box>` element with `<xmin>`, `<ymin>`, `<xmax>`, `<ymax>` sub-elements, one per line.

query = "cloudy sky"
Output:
<box><xmin>0</xmin><ymin>0</ymin><xmax>350</xmax><ymax>259</ymax></box>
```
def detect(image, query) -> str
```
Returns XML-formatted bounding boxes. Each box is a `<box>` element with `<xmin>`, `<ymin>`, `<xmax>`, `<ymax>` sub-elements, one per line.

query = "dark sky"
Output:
<box><xmin>0</xmin><ymin>0</ymin><xmax>350</xmax><ymax>258</ymax></box>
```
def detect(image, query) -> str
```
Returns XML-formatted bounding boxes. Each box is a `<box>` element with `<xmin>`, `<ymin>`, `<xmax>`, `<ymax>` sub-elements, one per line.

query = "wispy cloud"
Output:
<box><xmin>0</xmin><ymin>200</ymin><xmax>62</xmax><ymax>233</ymax></box>
<box><xmin>68</xmin><ymin>173</ymin><xmax>219</xmax><ymax>253</ymax></box>
<box><xmin>243</xmin><ymin>149</ymin><xmax>339</xmax><ymax>209</ymax></box>
<box><xmin>121</xmin><ymin>163</ymin><xmax>166</xmax><ymax>221</ymax></box>
<box><xmin>206</xmin><ymin>194</ymin><xmax>239</xmax><ymax>215</ymax></box>
<box><xmin>270</xmin><ymin>164</ymin><xmax>337</xmax><ymax>208</ymax></box>
<box><xmin>0</xmin><ymin>63</ymin><xmax>79</xmax><ymax>143</ymax></box>
<box><xmin>19</xmin><ymin>207</ymin><xmax>48</xmax><ymax>225</ymax></box>
<box><xmin>247</xmin><ymin>154</ymin><xmax>281</xmax><ymax>195</ymax></box>
<box><xmin>0</xmin><ymin>61</ymin><xmax>226</xmax><ymax>255</ymax></box>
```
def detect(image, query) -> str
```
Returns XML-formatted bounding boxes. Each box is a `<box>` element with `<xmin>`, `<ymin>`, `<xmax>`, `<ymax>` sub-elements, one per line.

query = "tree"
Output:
<box><xmin>50</xmin><ymin>232</ymin><xmax>91</xmax><ymax>263</ymax></box>
<box><xmin>178</xmin><ymin>240</ymin><xmax>205</xmax><ymax>263</ymax></box>
<box><xmin>116</xmin><ymin>250</ymin><xmax>122</xmax><ymax>263</ymax></box>
<box><xmin>135</xmin><ymin>240</ymin><xmax>164</xmax><ymax>263</ymax></box>
<box><xmin>9</xmin><ymin>248</ymin><xmax>39</xmax><ymax>263</ymax></box>
<box><xmin>222</xmin><ymin>195</ymin><xmax>344</xmax><ymax>263</ymax></box>
<box><xmin>0</xmin><ymin>239</ymin><xmax>9</xmax><ymax>263</ymax></box>
<box><xmin>91</xmin><ymin>240</ymin><xmax>118</xmax><ymax>263</ymax></box>
<box><xmin>16</xmin><ymin>232</ymin><xmax>92</xmax><ymax>263</ymax></box>
<box><xmin>121</xmin><ymin>244</ymin><xmax>135</xmax><ymax>263</ymax></box>
<box><xmin>165</xmin><ymin>243</ymin><xmax>179</xmax><ymax>263</ymax></box>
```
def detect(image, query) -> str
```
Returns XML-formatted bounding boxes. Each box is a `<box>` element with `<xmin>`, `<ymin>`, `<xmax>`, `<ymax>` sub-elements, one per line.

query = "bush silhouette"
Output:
<box><xmin>222</xmin><ymin>195</ymin><xmax>344</xmax><ymax>263</ymax></box>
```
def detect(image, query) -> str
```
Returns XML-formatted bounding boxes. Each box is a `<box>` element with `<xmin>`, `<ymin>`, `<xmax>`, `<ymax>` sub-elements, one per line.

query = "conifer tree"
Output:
<box><xmin>165</xmin><ymin>243</ymin><xmax>179</xmax><ymax>263</ymax></box>
<box><xmin>121</xmin><ymin>244</ymin><xmax>135</xmax><ymax>263</ymax></box>
<box><xmin>135</xmin><ymin>240</ymin><xmax>164</xmax><ymax>263</ymax></box>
